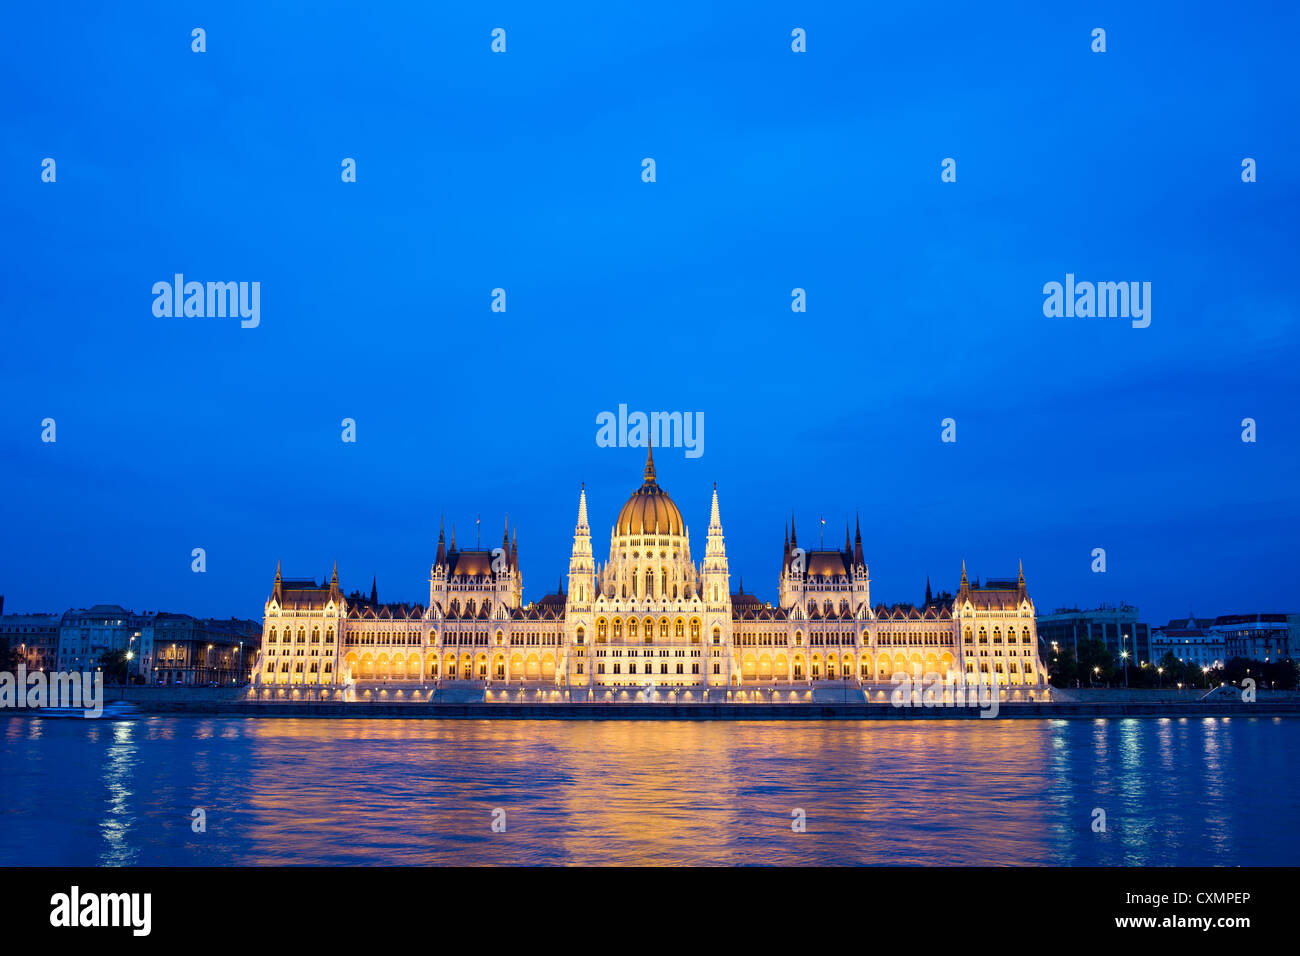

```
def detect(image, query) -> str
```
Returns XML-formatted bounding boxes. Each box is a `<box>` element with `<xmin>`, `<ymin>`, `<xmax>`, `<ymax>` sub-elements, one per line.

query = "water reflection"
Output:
<box><xmin>0</xmin><ymin>716</ymin><xmax>1295</xmax><ymax>866</ymax></box>
<box><xmin>98</xmin><ymin>721</ymin><xmax>139</xmax><ymax>866</ymax></box>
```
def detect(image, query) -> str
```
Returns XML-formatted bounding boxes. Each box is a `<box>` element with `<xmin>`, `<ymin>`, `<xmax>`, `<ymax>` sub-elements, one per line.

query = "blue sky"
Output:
<box><xmin>2</xmin><ymin>3</ymin><xmax>1297</xmax><ymax>628</ymax></box>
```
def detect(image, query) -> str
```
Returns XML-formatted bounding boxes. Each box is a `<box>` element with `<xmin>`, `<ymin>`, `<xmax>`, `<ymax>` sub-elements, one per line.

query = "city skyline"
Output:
<box><xmin>0</xmin><ymin>440</ymin><xmax>1292</xmax><ymax>630</ymax></box>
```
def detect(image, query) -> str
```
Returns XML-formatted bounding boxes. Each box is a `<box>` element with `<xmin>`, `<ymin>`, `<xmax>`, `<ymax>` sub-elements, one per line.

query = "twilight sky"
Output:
<box><xmin>1</xmin><ymin>2</ymin><xmax>1297</xmax><ymax>627</ymax></box>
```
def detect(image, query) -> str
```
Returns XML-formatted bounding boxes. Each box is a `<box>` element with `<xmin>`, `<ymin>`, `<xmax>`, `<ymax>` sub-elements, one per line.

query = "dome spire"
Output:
<box><xmin>643</xmin><ymin>443</ymin><xmax>656</xmax><ymax>484</ymax></box>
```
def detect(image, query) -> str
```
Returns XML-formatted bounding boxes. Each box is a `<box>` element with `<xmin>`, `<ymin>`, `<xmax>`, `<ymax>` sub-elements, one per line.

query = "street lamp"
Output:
<box><xmin>1157</xmin><ymin>666</ymin><xmax>1163</xmax><ymax>689</ymax></box>
<box><xmin>1120</xmin><ymin>649</ymin><xmax>1129</xmax><ymax>688</ymax></box>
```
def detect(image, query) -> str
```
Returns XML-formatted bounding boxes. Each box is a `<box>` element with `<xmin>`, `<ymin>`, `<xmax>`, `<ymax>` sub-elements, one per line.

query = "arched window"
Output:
<box><xmin>712</xmin><ymin>626</ymin><xmax>721</xmax><ymax>644</ymax></box>
<box><xmin>659</xmin><ymin>618</ymin><xmax>670</xmax><ymax>640</ymax></box>
<box><xmin>613</xmin><ymin>618</ymin><xmax>623</xmax><ymax>640</ymax></box>
<box><xmin>628</xmin><ymin>618</ymin><xmax>638</xmax><ymax>639</ymax></box>
<box><xmin>690</xmin><ymin>619</ymin><xmax>701</xmax><ymax>643</ymax></box>
<box><xmin>674</xmin><ymin>619</ymin><xmax>685</xmax><ymax>640</ymax></box>
<box><xmin>597</xmin><ymin>619</ymin><xmax>607</xmax><ymax>643</ymax></box>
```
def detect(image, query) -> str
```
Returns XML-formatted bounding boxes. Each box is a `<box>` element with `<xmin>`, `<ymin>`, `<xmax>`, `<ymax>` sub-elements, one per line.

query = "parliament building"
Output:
<box><xmin>253</xmin><ymin>449</ymin><xmax>1048</xmax><ymax>701</ymax></box>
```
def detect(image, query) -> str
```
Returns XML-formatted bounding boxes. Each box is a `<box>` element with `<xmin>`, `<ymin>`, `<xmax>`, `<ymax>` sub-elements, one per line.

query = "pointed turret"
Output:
<box><xmin>703</xmin><ymin>482</ymin><xmax>730</xmax><ymax>608</ymax></box>
<box><xmin>644</xmin><ymin>444</ymin><xmax>656</xmax><ymax>484</ymax></box>
<box><xmin>567</xmin><ymin>483</ymin><xmax>595</xmax><ymax>610</ymax></box>
<box><xmin>273</xmin><ymin>561</ymin><xmax>282</xmax><ymax>602</ymax></box>
<box><xmin>925</xmin><ymin>576</ymin><xmax>933</xmax><ymax>606</ymax></box>
<box><xmin>435</xmin><ymin>516</ymin><xmax>447</xmax><ymax>567</ymax></box>
<box><xmin>511</xmin><ymin>526</ymin><xmax>518</xmax><ymax>569</ymax></box>
<box><xmin>853</xmin><ymin>513</ymin><xmax>864</xmax><ymax>567</ymax></box>
<box><xmin>790</xmin><ymin>513</ymin><xmax>797</xmax><ymax>548</ymax></box>
<box><xmin>844</xmin><ymin>523</ymin><xmax>851</xmax><ymax>555</ymax></box>
<box><xmin>960</xmin><ymin>559</ymin><xmax>969</xmax><ymax>593</ymax></box>
<box><xmin>369</xmin><ymin>576</ymin><xmax>378</xmax><ymax>605</ymax></box>
<box><xmin>330</xmin><ymin>561</ymin><xmax>340</xmax><ymax>599</ymax></box>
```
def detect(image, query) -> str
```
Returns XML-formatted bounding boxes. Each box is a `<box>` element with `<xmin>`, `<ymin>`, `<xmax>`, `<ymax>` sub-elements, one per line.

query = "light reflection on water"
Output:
<box><xmin>0</xmin><ymin>716</ymin><xmax>1295</xmax><ymax>866</ymax></box>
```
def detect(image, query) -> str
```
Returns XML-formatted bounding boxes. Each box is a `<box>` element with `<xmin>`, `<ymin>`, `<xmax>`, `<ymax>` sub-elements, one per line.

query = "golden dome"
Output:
<box><xmin>615</xmin><ymin>447</ymin><xmax>685</xmax><ymax>537</ymax></box>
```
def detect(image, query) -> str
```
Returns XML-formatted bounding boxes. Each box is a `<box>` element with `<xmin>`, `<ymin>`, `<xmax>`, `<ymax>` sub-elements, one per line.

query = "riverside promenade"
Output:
<box><xmin>96</xmin><ymin>685</ymin><xmax>1300</xmax><ymax>721</ymax></box>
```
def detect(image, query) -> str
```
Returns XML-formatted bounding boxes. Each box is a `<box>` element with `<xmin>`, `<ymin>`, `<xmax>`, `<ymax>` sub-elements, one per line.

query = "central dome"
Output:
<box><xmin>615</xmin><ymin>447</ymin><xmax>685</xmax><ymax>537</ymax></box>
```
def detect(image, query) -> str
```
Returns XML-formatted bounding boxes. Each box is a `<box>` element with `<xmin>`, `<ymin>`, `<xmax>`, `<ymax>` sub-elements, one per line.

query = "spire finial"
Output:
<box><xmin>644</xmin><ymin>444</ymin><xmax>656</xmax><ymax>483</ymax></box>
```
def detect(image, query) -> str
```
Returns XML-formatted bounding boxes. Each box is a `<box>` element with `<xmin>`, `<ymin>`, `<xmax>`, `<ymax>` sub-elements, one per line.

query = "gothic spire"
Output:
<box><xmin>576</xmin><ymin>483</ymin><xmax>589</xmax><ymax>532</ymax></box>
<box><xmin>644</xmin><ymin>444</ymin><xmax>656</xmax><ymax>484</ymax></box>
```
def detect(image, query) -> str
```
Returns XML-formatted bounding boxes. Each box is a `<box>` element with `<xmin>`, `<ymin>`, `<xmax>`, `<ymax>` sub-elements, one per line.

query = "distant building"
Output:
<box><xmin>57</xmin><ymin>605</ymin><xmax>154</xmax><ymax>676</ymax></box>
<box><xmin>152</xmin><ymin>614</ymin><xmax>260</xmax><ymax>685</ymax></box>
<box><xmin>1036</xmin><ymin>604</ymin><xmax>1151</xmax><ymax>666</ymax></box>
<box><xmin>0</xmin><ymin>612</ymin><xmax>61</xmax><ymax>672</ymax></box>
<box><xmin>1151</xmin><ymin>616</ymin><xmax>1222</xmax><ymax>669</ymax></box>
<box><xmin>1210</xmin><ymin>613</ymin><xmax>1293</xmax><ymax>663</ymax></box>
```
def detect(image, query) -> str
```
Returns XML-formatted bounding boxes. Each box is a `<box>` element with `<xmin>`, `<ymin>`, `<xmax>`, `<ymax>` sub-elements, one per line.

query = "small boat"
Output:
<box><xmin>30</xmin><ymin>701</ymin><xmax>140</xmax><ymax>720</ymax></box>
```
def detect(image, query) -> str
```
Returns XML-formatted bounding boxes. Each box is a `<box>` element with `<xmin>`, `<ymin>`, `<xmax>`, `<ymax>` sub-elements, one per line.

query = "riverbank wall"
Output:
<box><xmin>81</xmin><ymin>686</ymin><xmax>1300</xmax><ymax>720</ymax></box>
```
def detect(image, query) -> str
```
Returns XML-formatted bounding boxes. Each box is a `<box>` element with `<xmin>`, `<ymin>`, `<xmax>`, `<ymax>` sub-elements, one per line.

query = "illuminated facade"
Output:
<box><xmin>253</xmin><ymin>449</ymin><xmax>1048</xmax><ymax>699</ymax></box>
